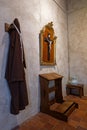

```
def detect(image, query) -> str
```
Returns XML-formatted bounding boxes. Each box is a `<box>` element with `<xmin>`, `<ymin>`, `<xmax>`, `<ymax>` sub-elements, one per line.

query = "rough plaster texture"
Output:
<box><xmin>54</xmin><ymin>0</ymin><xmax>67</xmax><ymax>12</ymax></box>
<box><xmin>68</xmin><ymin>0</ymin><xmax>87</xmax><ymax>95</ymax></box>
<box><xmin>0</xmin><ymin>0</ymin><xmax>68</xmax><ymax>129</ymax></box>
<box><xmin>68</xmin><ymin>0</ymin><xmax>87</xmax><ymax>12</ymax></box>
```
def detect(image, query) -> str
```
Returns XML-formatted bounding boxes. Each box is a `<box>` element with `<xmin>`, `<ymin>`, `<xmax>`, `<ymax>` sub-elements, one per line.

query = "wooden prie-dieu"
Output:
<box><xmin>39</xmin><ymin>73</ymin><xmax>78</xmax><ymax>122</ymax></box>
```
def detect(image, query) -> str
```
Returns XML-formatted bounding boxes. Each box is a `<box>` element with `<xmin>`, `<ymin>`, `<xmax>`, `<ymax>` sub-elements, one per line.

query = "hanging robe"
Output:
<box><xmin>5</xmin><ymin>18</ymin><xmax>28</xmax><ymax>114</ymax></box>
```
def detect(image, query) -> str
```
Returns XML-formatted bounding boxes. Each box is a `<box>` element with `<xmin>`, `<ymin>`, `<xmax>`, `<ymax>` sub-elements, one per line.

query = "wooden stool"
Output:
<box><xmin>66</xmin><ymin>84</ymin><xmax>84</xmax><ymax>98</ymax></box>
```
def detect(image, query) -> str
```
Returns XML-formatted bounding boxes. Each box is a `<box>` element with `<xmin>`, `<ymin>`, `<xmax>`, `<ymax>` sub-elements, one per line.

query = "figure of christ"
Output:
<box><xmin>44</xmin><ymin>34</ymin><xmax>53</xmax><ymax>61</ymax></box>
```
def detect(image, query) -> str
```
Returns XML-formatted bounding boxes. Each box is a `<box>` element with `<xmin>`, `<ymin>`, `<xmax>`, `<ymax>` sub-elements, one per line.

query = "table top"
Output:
<box><xmin>66</xmin><ymin>83</ymin><xmax>84</xmax><ymax>88</ymax></box>
<box><xmin>39</xmin><ymin>73</ymin><xmax>63</xmax><ymax>81</ymax></box>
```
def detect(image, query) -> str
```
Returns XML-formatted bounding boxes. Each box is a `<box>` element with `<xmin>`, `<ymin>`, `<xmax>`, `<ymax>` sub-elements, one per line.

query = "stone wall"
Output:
<box><xmin>0</xmin><ymin>0</ymin><xmax>68</xmax><ymax>129</ymax></box>
<box><xmin>68</xmin><ymin>0</ymin><xmax>87</xmax><ymax>95</ymax></box>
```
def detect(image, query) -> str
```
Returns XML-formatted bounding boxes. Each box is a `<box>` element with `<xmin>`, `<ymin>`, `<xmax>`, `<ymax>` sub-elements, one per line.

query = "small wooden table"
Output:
<box><xmin>66</xmin><ymin>84</ymin><xmax>84</xmax><ymax>98</ymax></box>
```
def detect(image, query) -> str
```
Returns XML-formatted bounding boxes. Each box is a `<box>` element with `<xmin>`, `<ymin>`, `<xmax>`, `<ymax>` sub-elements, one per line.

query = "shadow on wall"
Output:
<box><xmin>0</xmin><ymin>33</ymin><xmax>18</xmax><ymax>130</ymax></box>
<box><xmin>40</xmin><ymin>64</ymin><xmax>59</xmax><ymax>74</ymax></box>
<box><xmin>40</xmin><ymin>65</ymin><xmax>55</xmax><ymax>71</ymax></box>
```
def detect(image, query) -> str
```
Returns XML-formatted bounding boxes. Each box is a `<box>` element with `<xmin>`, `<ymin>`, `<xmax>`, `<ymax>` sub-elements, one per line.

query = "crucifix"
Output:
<box><xmin>44</xmin><ymin>34</ymin><xmax>53</xmax><ymax>61</ymax></box>
<box><xmin>40</xmin><ymin>22</ymin><xmax>57</xmax><ymax>65</ymax></box>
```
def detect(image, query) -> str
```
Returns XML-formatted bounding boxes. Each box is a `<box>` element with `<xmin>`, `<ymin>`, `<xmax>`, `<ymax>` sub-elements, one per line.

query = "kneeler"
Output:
<box><xmin>39</xmin><ymin>73</ymin><xmax>78</xmax><ymax>122</ymax></box>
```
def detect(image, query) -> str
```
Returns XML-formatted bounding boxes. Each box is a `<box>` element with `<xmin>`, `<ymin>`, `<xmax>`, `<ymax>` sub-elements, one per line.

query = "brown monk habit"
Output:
<box><xmin>5</xmin><ymin>18</ymin><xmax>28</xmax><ymax>114</ymax></box>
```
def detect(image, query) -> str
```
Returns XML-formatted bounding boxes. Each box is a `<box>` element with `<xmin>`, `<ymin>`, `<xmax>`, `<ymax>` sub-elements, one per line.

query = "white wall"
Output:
<box><xmin>0</xmin><ymin>0</ymin><xmax>68</xmax><ymax>129</ymax></box>
<box><xmin>68</xmin><ymin>0</ymin><xmax>87</xmax><ymax>95</ymax></box>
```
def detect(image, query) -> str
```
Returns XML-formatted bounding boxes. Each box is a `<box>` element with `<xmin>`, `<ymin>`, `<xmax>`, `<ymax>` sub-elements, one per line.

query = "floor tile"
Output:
<box><xmin>68</xmin><ymin>119</ymin><xmax>79</xmax><ymax>128</ymax></box>
<box><xmin>79</xmin><ymin>121</ymin><xmax>87</xmax><ymax>129</ymax></box>
<box><xmin>76</xmin><ymin>126</ymin><xmax>87</xmax><ymax>130</ymax></box>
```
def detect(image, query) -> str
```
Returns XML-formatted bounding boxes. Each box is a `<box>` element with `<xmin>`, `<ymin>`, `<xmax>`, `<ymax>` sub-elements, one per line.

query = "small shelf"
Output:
<box><xmin>49</xmin><ymin>86</ymin><xmax>56</xmax><ymax>93</ymax></box>
<box><xmin>48</xmin><ymin>99</ymin><xmax>56</xmax><ymax>105</ymax></box>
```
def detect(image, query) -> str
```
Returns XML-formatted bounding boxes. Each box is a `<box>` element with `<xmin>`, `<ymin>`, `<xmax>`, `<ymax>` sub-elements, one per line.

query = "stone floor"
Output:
<box><xmin>13</xmin><ymin>95</ymin><xmax>87</xmax><ymax>130</ymax></box>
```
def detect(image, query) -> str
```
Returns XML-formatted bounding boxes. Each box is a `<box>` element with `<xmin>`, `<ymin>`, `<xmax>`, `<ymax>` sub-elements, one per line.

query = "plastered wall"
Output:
<box><xmin>68</xmin><ymin>0</ymin><xmax>87</xmax><ymax>95</ymax></box>
<box><xmin>0</xmin><ymin>0</ymin><xmax>68</xmax><ymax>129</ymax></box>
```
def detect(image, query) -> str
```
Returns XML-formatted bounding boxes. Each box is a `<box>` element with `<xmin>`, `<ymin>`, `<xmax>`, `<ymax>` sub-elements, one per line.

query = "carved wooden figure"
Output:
<box><xmin>39</xmin><ymin>22</ymin><xmax>57</xmax><ymax>65</ymax></box>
